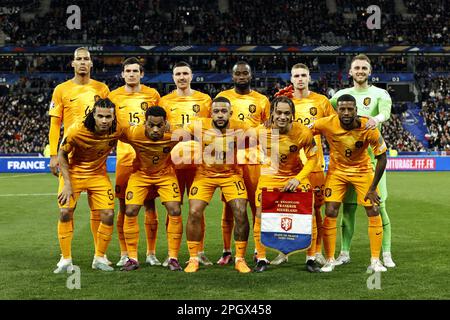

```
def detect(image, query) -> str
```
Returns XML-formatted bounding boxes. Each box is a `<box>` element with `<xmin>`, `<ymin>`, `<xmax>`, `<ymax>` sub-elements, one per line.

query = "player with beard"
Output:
<box><xmin>215</xmin><ymin>61</ymin><xmax>270</xmax><ymax>265</ymax></box>
<box><xmin>183</xmin><ymin>97</ymin><xmax>253</xmax><ymax>273</ymax></box>
<box><xmin>159</xmin><ymin>61</ymin><xmax>212</xmax><ymax>267</ymax></box>
<box><xmin>329</xmin><ymin>54</ymin><xmax>395</xmax><ymax>268</ymax></box>
<box><xmin>310</xmin><ymin>94</ymin><xmax>388</xmax><ymax>273</ymax></box>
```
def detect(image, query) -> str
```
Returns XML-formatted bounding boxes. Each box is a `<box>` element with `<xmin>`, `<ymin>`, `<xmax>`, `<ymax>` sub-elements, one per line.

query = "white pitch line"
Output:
<box><xmin>0</xmin><ymin>193</ymin><xmax>57</xmax><ymax>197</ymax></box>
<box><xmin>0</xmin><ymin>173</ymin><xmax>47</xmax><ymax>179</ymax></box>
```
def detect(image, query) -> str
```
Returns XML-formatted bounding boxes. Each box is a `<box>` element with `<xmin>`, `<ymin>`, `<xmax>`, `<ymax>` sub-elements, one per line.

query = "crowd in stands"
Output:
<box><xmin>1</xmin><ymin>0</ymin><xmax>448</xmax><ymax>46</ymax></box>
<box><xmin>419</xmin><ymin>77</ymin><xmax>450</xmax><ymax>151</ymax></box>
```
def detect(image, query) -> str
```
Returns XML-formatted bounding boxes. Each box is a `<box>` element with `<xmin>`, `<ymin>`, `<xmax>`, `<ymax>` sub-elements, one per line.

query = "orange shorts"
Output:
<box><xmin>125</xmin><ymin>170</ymin><xmax>181</xmax><ymax>205</ymax></box>
<box><xmin>115</xmin><ymin>163</ymin><xmax>158</xmax><ymax>200</ymax></box>
<box><xmin>189</xmin><ymin>174</ymin><xmax>247</xmax><ymax>203</ymax></box>
<box><xmin>58</xmin><ymin>174</ymin><xmax>114</xmax><ymax>210</ymax></box>
<box><xmin>324</xmin><ymin>170</ymin><xmax>378</xmax><ymax>206</ymax></box>
<box><xmin>308</xmin><ymin>171</ymin><xmax>325</xmax><ymax>208</ymax></box>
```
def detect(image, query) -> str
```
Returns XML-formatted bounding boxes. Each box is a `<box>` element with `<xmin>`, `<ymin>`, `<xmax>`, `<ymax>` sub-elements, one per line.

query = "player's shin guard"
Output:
<box><xmin>95</xmin><ymin>223</ymin><xmax>113</xmax><ymax>258</ymax></box>
<box><xmin>315</xmin><ymin>207</ymin><xmax>323</xmax><ymax>253</ymax></box>
<box><xmin>253</xmin><ymin>217</ymin><xmax>266</xmax><ymax>260</ymax></box>
<box><xmin>144</xmin><ymin>210</ymin><xmax>158</xmax><ymax>255</ymax></box>
<box><xmin>323</xmin><ymin>217</ymin><xmax>338</xmax><ymax>259</ymax></box>
<box><xmin>116</xmin><ymin>211</ymin><xmax>127</xmax><ymax>255</ymax></box>
<box><xmin>124</xmin><ymin>216</ymin><xmax>139</xmax><ymax>260</ymax></box>
<box><xmin>235</xmin><ymin>241</ymin><xmax>248</xmax><ymax>260</ymax></box>
<box><xmin>199</xmin><ymin>214</ymin><xmax>206</xmax><ymax>252</ymax></box>
<box><xmin>187</xmin><ymin>241</ymin><xmax>200</xmax><ymax>259</ymax></box>
<box><xmin>379</xmin><ymin>204</ymin><xmax>391</xmax><ymax>252</ymax></box>
<box><xmin>167</xmin><ymin>215</ymin><xmax>182</xmax><ymax>259</ymax></box>
<box><xmin>90</xmin><ymin>210</ymin><xmax>101</xmax><ymax>251</ymax></box>
<box><xmin>368</xmin><ymin>215</ymin><xmax>383</xmax><ymax>259</ymax></box>
<box><xmin>306</xmin><ymin>215</ymin><xmax>318</xmax><ymax>257</ymax></box>
<box><xmin>341</xmin><ymin>203</ymin><xmax>357</xmax><ymax>252</ymax></box>
<box><xmin>58</xmin><ymin>220</ymin><xmax>73</xmax><ymax>259</ymax></box>
<box><xmin>221</xmin><ymin>204</ymin><xmax>234</xmax><ymax>252</ymax></box>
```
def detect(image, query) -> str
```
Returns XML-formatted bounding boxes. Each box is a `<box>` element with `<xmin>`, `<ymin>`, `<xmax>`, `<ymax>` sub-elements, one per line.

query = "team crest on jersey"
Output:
<box><xmin>281</xmin><ymin>217</ymin><xmax>292</xmax><ymax>232</ymax></box>
<box><xmin>309</xmin><ymin>107</ymin><xmax>317</xmax><ymax>116</ymax></box>
<box><xmin>126</xmin><ymin>191</ymin><xmax>133</xmax><ymax>200</ymax></box>
<box><xmin>163</xmin><ymin>147</ymin><xmax>171</xmax><ymax>153</ymax></box>
<box><xmin>94</xmin><ymin>95</ymin><xmax>101</xmax><ymax>102</ymax></box>
<box><xmin>190</xmin><ymin>187</ymin><xmax>198</xmax><ymax>196</ymax></box>
<box><xmin>141</xmin><ymin>102</ymin><xmax>149</xmax><ymax>111</ymax></box>
<box><xmin>248</xmin><ymin>104</ymin><xmax>257</xmax><ymax>113</ymax></box>
<box><xmin>355</xmin><ymin>141</ymin><xmax>364</xmax><ymax>149</ymax></box>
<box><xmin>289</xmin><ymin>145</ymin><xmax>298</xmax><ymax>153</ymax></box>
<box><xmin>363</xmin><ymin>97</ymin><xmax>371</xmax><ymax>106</ymax></box>
<box><xmin>192</xmin><ymin>104</ymin><xmax>200</xmax><ymax>113</ymax></box>
<box><xmin>324</xmin><ymin>188</ymin><xmax>332</xmax><ymax>197</ymax></box>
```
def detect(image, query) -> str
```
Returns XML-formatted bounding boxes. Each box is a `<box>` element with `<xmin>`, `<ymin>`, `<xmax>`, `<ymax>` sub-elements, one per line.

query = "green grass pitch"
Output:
<box><xmin>0</xmin><ymin>172</ymin><xmax>449</xmax><ymax>300</ymax></box>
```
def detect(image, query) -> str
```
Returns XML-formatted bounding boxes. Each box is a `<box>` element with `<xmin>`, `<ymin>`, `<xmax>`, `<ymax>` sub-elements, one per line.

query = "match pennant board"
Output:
<box><xmin>261</xmin><ymin>188</ymin><xmax>313</xmax><ymax>255</ymax></box>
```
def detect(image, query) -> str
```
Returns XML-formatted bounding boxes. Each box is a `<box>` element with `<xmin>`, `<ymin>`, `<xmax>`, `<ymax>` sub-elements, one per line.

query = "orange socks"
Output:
<box><xmin>322</xmin><ymin>216</ymin><xmax>337</xmax><ymax>259</ymax></box>
<box><xmin>167</xmin><ymin>215</ymin><xmax>183</xmax><ymax>259</ymax></box>
<box><xmin>58</xmin><ymin>220</ymin><xmax>73</xmax><ymax>259</ymax></box>
<box><xmin>306</xmin><ymin>215</ymin><xmax>318</xmax><ymax>257</ymax></box>
<box><xmin>187</xmin><ymin>240</ymin><xmax>200</xmax><ymax>259</ymax></box>
<box><xmin>253</xmin><ymin>216</ymin><xmax>266</xmax><ymax>260</ymax></box>
<box><xmin>235</xmin><ymin>241</ymin><xmax>248</xmax><ymax>260</ymax></box>
<box><xmin>95</xmin><ymin>223</ymin><xmax>113</xmax><ymax>257</ymax></box>
<box><xmin>116</xmin><ymin>211</ymin><xmax>127</xmax><ymax>255</ymax></box>
<box><xmin>368</xmin><ymin>215</ymin><xmax>383</xmax><ymax>259</ymax></box>
<box><xmin>90</xmin><ymin>210</ymin><xmax>101</xmax><ymax>252</ymax></box>
<box><xmin>315</xmin><ymin>208</ymin><xmax>323</xmax><ymax>254</ymax></box>
<box><xmin>124</xmin><ymin>216</ymin><xmax>139</xmax><ymax>260</ymax></box>
<box><xmin>221</xmin><ymin>204</ymin><xmax>234</xmax><ymax>251</ymax></box>
<box><xmin>144</xmin><ymin>210</ymin><xmax>158</xmax><ymax>255</ymax></box>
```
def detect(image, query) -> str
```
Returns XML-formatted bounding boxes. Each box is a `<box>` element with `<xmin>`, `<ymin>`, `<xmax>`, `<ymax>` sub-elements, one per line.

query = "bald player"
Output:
<box><xmin>109</xmin><ymin>57</ymin><xmax>161</xmax><ymax>267</ymax></box>
<box><xmin>48</xmin><ymin>47</ymin><xmax>110</xmax><ymax>268</ymax></box>
<box><xmin>216</xmin><ymin>60</ymin><xmax>270</xmax><ymax>265</ymax></box>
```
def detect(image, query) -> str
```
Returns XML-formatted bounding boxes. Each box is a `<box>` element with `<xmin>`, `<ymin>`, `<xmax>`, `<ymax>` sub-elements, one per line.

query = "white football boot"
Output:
<box><xmin>334</xmin><ymin>251</ymin><xmax>351</xmax><ymax>266</ymax></box>
<box><xmin>382</xmin><ymin>252</ymin><xmax>396</xmax><ymax>268</ymax></box>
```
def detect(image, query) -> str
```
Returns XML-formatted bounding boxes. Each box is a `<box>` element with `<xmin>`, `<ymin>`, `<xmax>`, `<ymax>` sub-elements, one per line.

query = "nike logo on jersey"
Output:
<box><xmin>119</xmin><ymin>106</ymin><xmax>127</xmax><ymax>109</ymax></box>
<box><xmin>170</xmin><ymin>108</ymin><xmax>178</xmax><ymax>111</ymax></box>
<box><xmin>70</xmin><ymin>98</ymin><xmax>78</xmax><ymax>102</ymax></box>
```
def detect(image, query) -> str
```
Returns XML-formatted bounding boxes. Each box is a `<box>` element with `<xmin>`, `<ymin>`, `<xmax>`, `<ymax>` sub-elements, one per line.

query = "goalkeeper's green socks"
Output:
<box><xmin>340</xmin><ymin>203</ymin><xmax>357</xmax><ymax>252</ymax></box>
<box><xmin>379</xmin><ymin>203</ymin><xmax>391</xmax><ymax>253</ymax></box>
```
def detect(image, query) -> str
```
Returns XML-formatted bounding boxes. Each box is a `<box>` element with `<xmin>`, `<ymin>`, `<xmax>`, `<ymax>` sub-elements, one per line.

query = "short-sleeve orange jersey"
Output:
<box><xmin>59</xmin><ymin>121</ymin><xmax>120</xmax><ymax>178</ymax></box>
<box><xmin>120</xmin><ymin>125</ymin><xmax>177</xmax><ymax>177</ymax></box>
<box><xmin>311</xmin><ymin>115</ymin><xmax>387</xmax><ymax>174</ymax></box>
<box><xmin>110</xmin><ymin>85</ymin><xmax>160</xmax><ymax>167</ymax></box>
<box><xmin>293</xmin><ymin>91</ymin><xmax>336</xmax><ymax>172</ymax></box>
<box><xmin>49</xmin><ymin>79</ymin><xmax>110</xmax><ymax>136</ymax></box>
<box><xmin>257</xmin><ymin>122</ymin><xmax>317</xmax><ymax>178</ymax></box>
<box><xmin>216</xmin><ymin>89</ymin><xmax>270</xmax><ymax>127</ymax></box>
<box><xmin>184</xmin><ymin>118</ymin><xmax>250</xmax><ymax>178</ymax></box>
<box><xmin>160</xmin><ymin>90</ymin><xmax>212</xmax><ymax>129</ymax></box>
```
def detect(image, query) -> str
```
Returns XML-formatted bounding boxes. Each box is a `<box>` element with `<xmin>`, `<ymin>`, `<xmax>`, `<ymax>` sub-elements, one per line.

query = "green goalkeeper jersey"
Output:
<box><xmin>329</xmin><ymin>85</ymin><xmax>392</xmax><ymax>130</ymax></box>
